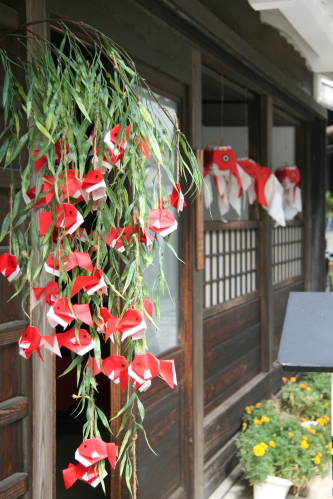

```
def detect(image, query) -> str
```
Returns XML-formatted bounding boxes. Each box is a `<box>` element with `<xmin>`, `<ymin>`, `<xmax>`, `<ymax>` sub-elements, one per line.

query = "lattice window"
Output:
<box><xmin>272</xmin><ymin>223</ymin><xmax>303</xmax><ymax>285</ymax></box>
<box><xmin>204</xmin><ymin>225</ymin><xmax>258</xmax><ymax>309</ymax></box>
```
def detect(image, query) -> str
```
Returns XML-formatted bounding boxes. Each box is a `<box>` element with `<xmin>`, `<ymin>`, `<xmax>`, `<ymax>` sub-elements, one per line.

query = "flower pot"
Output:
<box><xmin>254</xmin><ymin>475</ymin><xmax>292</xmax><ymax>499</ymax></box>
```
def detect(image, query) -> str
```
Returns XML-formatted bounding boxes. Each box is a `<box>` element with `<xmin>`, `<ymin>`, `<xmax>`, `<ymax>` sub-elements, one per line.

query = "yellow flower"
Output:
<box><xmin>282</xmin><ymin>377</ymin><xmax>287</xmax><ymax>382</ymax></box>
<box><xmin>288</xmin><ymin>432</ymin><xmax>294</xmax><ymax>437</ymax></box>
<box><xmin>253</xmin><ymin>445</ymin><xmax>265</xmax><ymax>456</ymax></box>
<box><xmin>245</xmin><ymin>406</ymin><xmax>252</xmax><ymax>414</ymax></box>
<box><xmin>316</xmin><ymin>418</ymin><xmax>326</xmax><ymax>426</ymax></box>
<box><xmin>302</xmin><ymin>436</ymin><xmax>308</xmax><ymax>441</ymax></box>
<box><xmin>321</xmin><ymin>464</ymin><xmax>326</xmax><ymax>471</ymax></box>
<box><xmin>300</xmin><ymin>418</ymin><xmax>307</xmax><ymax>422</ymax></box>
<box><xmin>299</xmin><ymin>383</ymin><xmax>307</xmax><ymax>389</ymax></box>
<box><xmin>255</xmin><ymin>402</ymin><xmax>261</xmax><ymax>408</ymax></box>
<box><xmin>306</xmin><ymin>426</ymin><xmax>316</xmax><ymax>434</ymax></box>
<box><xmin>242</xmin><ymin>422</ymin><xmax>247</xmax><ymax>427</ymax></box>
<box><xmin>300</xmin><ymin>440</ymin><xmax>309</xmax><ymax>449</ymax></box>
<box><xmin>324</xmin><ymin>402</ymin><xmax>330</xmax><ymax>407</ymax></box>
<box><xmin>290</xmin><ymin>377</ymin><xmax>296</xmax><ymax>382</ymax></box>
<box><xmin>328</xmin><ymin>442</ymin><xmax>332</xmax><ymax>454</ymax></box>
<box><xmin>261</xmin><ymin>416</ymin><xmax>270</xmax><ymax>423</ymax></box>
<box><xmin>306</xmin><ymin>386</ymin><xmax>311</xmax><ymax>391</ymax></box>
<box><xmin>317</xmin><ymin>452</ymin><xmax>322</xmax><ymax>457</ymax></box>
<box><xmin>269</xmin><ymin>440</ymin><xmax>276</xmax><ymax>448</ymax></box>
<box><xmin>314</xmin><ymin>456</ymin><xmax>320</xmax><ymax>464</ymax></box>
<box><xmin>322</xmin><ymin>415</ymin><xmax>330</xmax><ymax>421</ymax></box>
<box><xmin>254</xmin><ymin>418</ymin><xmax>262</xmax><ymax>425</ymax></box>
<box><xmin>260</xmin><ymin>442</ymin><xmax>268</xmax><ymax>450</ymax></box>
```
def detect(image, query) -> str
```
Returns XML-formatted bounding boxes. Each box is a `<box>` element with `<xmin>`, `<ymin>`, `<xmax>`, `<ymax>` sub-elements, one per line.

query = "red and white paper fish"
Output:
<box><xmin>105</xmin><ymin>226</ymin><xmax>134</xmax><ymax>252</ymax></box>
<box><xmin>204</xmin><ymin>145</ymin><xmax>252</xmax><ymax>218</ymax></box>
<box><xmin>46</xmin><ymin>298</ymin><xmax>93</xmax><ymax>329</ymax></box>
<box><xmin>57</xmin><ymin>328</ymin><xmax>95</xmax><ymax>355</ymax></box>
<box><xmin>62</xmin><ymin>462</ymin><xmax>107</xmax><ymax>489</ymax></box>
<box><xmin>71</xmin><ymin>269</ymin><xmax>108</xmax><ymax>297</ymax></box>
<box><xmin>104</xmin><ymin>125</ymin><xmax>130</xmax><ymax>160</ymax></box>
<box><xmin>148</xmin><ymin>208</ymin><xmax>177</xmax><ymax>237</ymax></box>
<box><xmin>39</xmin><ymin>334</ymin><xmax>62</xmax><ymax>357</ymax></box>
<box><xmin>102</xmin><ymin>355</ymin><xmax>128</xmax><ymax>392</ymax></box>
<box><xmin>0</xmin><ymin>253</ymin><xmax>21</xmax><ymax>282</ymax></box>
<box><xmin>44</xmin><ymin>250</ymin><xmax>93</xmax><ymax>276</ymax></box>
<box><xmin>31</xmin><ymin>281</ymin><xmax>59</xmax><ymax>309</ymax></box>
<box><xmin>169</xmin><ymin>183</ymin><xmax>186</xmax><ymax>213</ymax></box>
<box><xmin>75</xmin><ymin>438</ymin><xmax>118</xmax><ymax>468</ymax></box>
<box><xmin>40</xmin><ymin>203</ymin><xmax>84</xmax><ymax>237</ymax></box>
<box><xmin>23</xmin><ymin>176</ymin><xmax>55</xmax><ymax>210</ymax></box>
<box><xmin>106</xmin><ymin>309</ymin><xmax>147</xmax><ymax>342</ymax></box>
<box><xmin>81</xmin><ymin>170</ymin><xmax>106</xmax><ymax>202</ymax></box>
<box><xmin>128</xmin><ymin>352</ymin><xmax>177</xmax><ymax>391</ymax></box>
<box><xmin>32</xmin><ymin>150</ymin><xmax>47</xmax><ymax>174</ymax></box>
<box><xmin>275</xmin><ymin>165</ymin><xmax>302</xmax><ymax>221</ymax></box>
<box><xmin>18</xmin><ymin>326</ymin><xmax>43</xmax><ymax>360</ymax></box>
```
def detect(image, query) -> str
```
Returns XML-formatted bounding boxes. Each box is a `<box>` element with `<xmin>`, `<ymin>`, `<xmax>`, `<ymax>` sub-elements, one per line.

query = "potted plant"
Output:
<box><xmin>236</xmin><ymin>401</ymin><xmax>331</xmax><ymax>498</ymax></box>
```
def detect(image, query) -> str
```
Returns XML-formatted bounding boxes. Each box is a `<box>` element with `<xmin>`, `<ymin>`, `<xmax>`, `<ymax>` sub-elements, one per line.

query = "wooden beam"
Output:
<box><xmin>249</xmin><ymin>95</ymin><xmax>274</xmax><ymax>372</ymax></box>
<box><xmin>0</xmin><ymin>169</ymin><xmax>22</xmax><ymax>189</ymax></box>
<box><xmin>195</xmin><ymin>149</ymin><xmax>204</xmax><ymax>271</ymax></box>
<box><xmin>0</xmin><ymin>3</ymin><xmax>20</xmax><ymax>29</ymax></box>
<box><xmin>0</xmin><ymin>396</ymin><xmax>29</xmax><ymax>428</ymax></box>
<box><xmin>0</xmin><ymin>320</ymin><xmax>28</xmax><ymax>346</ymax></box>
<box><xmin>0</xmin><ymin>473</ymin><xmax>28</xmax><ymax>499</ymax></box>
<box><xmin>190</xmin><ymin>48</ymin><xmax>204</xmax><ymax>499</ymax></box>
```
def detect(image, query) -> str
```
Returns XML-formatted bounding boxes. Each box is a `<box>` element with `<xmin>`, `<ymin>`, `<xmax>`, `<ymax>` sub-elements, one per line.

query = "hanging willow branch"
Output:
<box><xmin>0</xmin><ymin>20</ymin><xmax>201</xmax><ymax>494</ymax></box>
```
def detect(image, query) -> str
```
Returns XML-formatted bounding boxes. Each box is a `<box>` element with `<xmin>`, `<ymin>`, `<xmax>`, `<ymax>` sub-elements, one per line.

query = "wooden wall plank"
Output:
<box><xmin>0</xmin><ymin>3</ymin><xmax>20</xmax><ymax>29</ymax></box>
<box><xmin>0</xmin><ymin>169</ymin><xmax>21</xmax><ymax>189</ymax></box>
<box><xmin>273</xmin><ymin>280</ymin><xmax>305</xmax><ymax>360</ymax></box>
<box><xmin>0</xmin><ymin>396</ymin><xmax>28</xmax><ymax>428</ymax></box>
<box><xmin>195</xmin><ymin>149</ymin><xmax>204</xmax><ymax>271</ymax></box>
<box><xmin>0</xmin><ymin>472</ymin><xmax>28</xmax><ymax>499</ymax></box>
<box><xmin>0</xmin><ymin>321</ymin><xmax>27</xmax><ymax>346</ymax></box>
<box><xmin>47</xmin><ymin>0</ymin><xmax>192</xmax><ymax>85</ymax></box>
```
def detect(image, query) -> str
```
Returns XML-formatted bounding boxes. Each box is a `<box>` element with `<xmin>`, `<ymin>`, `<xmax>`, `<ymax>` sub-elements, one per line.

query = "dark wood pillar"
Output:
<box><xmin>310</xmin><ymin>118</ymin><xmax>327</xmax><ymax>291</ymax></box>
<box><xmin>190</xmin><ymin>47</ymin><xmax>204</xmax><ymax>499</ymax></box>
<box><xmin>248</xmin><ymin>95</ymin><xmax>274</xmax><ymax>372</ymax></box>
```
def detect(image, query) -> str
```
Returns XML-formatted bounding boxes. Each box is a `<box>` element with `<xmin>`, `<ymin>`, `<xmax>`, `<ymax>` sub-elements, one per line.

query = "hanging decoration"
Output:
<box><xmin>0</xmin><ymin>20</ymin><xmax>202</xmax><ymax>493</ymax></box>
<box><xmin>275</xmin><ymin>165</ymin><xmax>302</xmax><ymax>221</ymax></box>
<box><xmin>203</xmin><ymin>144</ymin><xmax>302</xmax><ymax>225</ymax></box>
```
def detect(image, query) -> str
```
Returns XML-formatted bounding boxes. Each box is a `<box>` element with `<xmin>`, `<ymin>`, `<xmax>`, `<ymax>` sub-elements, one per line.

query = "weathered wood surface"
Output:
<box><xmin>204</xmin><ymin>220</ymin><xmax>259</xmax><ymax>231</ymax></box>
<box><xmin>47</xmin><ymin>0</ymin><xmax>191</xmax><ymax>85</ymax></box>
<box><xmin>203</xmin><ymin>291</ymin><xmax>260</xmax><ymax>320</ymax></box>
<box><xmin>0</xmin><ymin>472</ymin><xmax>28</xmax><ymax>499</ymax></box>
<box><xmin>0</xmin><ymin>321</ymin><xmax>27</xmax><ymax>346</ymax></box>
<box><xmin>0</xmin><ymin>2</ymin><xmax>20</xmax><ymax>29</ymax></box>
<box><xmin>0</xmin><ymin>169</ymin><xmax>21</xmax><ymax>189</ymax></box>
<box><xmin>203</xmin><ymin>298</ymin><xmax>261</xmax><ymax>413</ymax></box>
<box><xmin>273</xmin><ymin>280</ymin><xmax>305</xmax><ymax>360</ymax></box>
<box><xmin>0</xmin><ymin>397</ymin><xmax>28</xmax><ymax>428</ymax></box>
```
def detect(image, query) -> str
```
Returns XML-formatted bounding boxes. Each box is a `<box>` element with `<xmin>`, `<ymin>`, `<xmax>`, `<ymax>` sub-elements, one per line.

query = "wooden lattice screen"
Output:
<box><xmin>272</xmin><ymin>220</ymin><xmax>304</xmax><ymax>285</ymax></box>
<box><xmin>204</xmin><ymin>222</ymin><xmax>258</xmax><ymax>309</ymax></box>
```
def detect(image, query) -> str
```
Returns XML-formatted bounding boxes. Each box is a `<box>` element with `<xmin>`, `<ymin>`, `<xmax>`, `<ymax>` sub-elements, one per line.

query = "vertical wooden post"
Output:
<box><xmin>110</xmin><ymin>342</ymin><xmax>122</xmax><ymax>499</ymax></box>
<box><xmin>190</xmin><ymin>48</ymin><xmax>204</xmax><ymax>499</ymax></box>
<box><xmin>249</xmin><ymin>95</ymin><xmax>274</xmax><ymax>372</ymax></box>
<box><xmin>24</xmin><ymin>6</ymin><xmax>55</xmax><ymax>499</ymax></box>
<box><xmin>310</xmin><ymin>119</ymin><xmax>327</xmax><ymax>291</ymax></box>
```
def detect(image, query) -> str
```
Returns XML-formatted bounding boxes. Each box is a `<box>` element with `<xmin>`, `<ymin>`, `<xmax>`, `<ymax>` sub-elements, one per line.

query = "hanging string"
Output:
<box><xmin>244</xmin><ymin>88</ymin><xmax>248</xmax><ymax>158</ymax></box>
<box><xmin>9</xmin><ymin>183</ymin><xmax>13</xmax><ymax>254</ymax></box>
<box><xmin>132</xmin><ymin>433</ymin><xmax>138</xmax><ymax>499</ymax></box>
<box><xmin>29</xmin><ymin>278</ymin><xmax>33</xmax><ymax>326</ymax></box>
<box><xmin>62</xmin><ymin>125</ymin><xmax>70</xmax><ymax>201</ymax></box>
<box><xmin>173</xmin><ymin>113</ymin><xmax>181</xmax><ymax>185</ymax></box>
<box><xmin>133</xmin><ymin>234</ymin><xmax>143</xmax><ymax>311</ymax></box>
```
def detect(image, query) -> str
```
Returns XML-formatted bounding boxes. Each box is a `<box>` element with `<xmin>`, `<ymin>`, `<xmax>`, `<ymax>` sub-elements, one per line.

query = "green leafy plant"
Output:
<box><xmin>0</xmin><ymin>19</ymin><xmax>202</xmax><ymax>493</ymax></box>
<box><xmin>236</xmin><ymin>400</ymin><xmax>331</xmax><ymax>491</ymax></box>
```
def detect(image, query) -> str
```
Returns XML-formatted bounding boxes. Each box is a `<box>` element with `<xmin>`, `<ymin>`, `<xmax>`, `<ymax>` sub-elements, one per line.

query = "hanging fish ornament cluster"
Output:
<box><xmin>204</xmin><ymin>144</ymin><xmax>302</xmax><ymax>225</ymax></box>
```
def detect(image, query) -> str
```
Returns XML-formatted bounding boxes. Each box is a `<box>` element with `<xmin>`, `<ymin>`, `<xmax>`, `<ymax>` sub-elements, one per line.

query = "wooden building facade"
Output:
<box><xmin>0</xmin><ymin>1</ymin><xmax>327</xmax><ymax>499</ymax></box>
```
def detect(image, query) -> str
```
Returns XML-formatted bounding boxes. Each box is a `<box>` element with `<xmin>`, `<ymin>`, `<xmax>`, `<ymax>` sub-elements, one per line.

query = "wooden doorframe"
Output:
<box><xmin>25</xmin><ymin>2</ymin><xmax>56</xmax><ymax>498</ymax></box>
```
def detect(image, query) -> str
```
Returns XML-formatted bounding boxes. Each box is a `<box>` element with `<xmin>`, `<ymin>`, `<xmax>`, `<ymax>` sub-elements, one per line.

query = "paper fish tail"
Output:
<box><xmin>106</xmin><ymin>443</ymin><xmax>118</xmax><ymax>469</ymax></box>
<box><xmin>62</xmin><ymin>464</ymin><xmax>78</xmax><ymax>489</ymax></box>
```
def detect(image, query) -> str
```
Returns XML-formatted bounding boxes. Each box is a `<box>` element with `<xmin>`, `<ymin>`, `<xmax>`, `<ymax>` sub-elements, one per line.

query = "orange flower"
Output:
<box><xmin>242</xmin><ymin>422</ymin><xmax>247</xmax><ymax>427</ymax></box>
<box><xmin>245</xmin><ymin>406</ymin><xmax>252</xmax><ymax>414</ymax></box>
<box><xmin>317</xmin><ymin>452</ymin><xmax>322</xmax><ymax>457</ymax></box>
<box><xmin>254</xmin><ymin>418</ymin><xmax>262</xmax><ymax>425</ymax></box>
<box><xmin>288</xmin><ymin>432</ymin><xmax>294</xmax><ymax>437</ymax></box>
<box><xmin>281</xmin><ymin>377</ymin><xmax>287</xmax><ymax>382</ymax></box>
<box><xmin>255</xmin><ymin>402</ymin><xmax>261</xmax><ymax>408</ymax></box>
<box><xmin>299</xmin><ymin>383</ymin><xmax>307</xmax><ymax>389</ymax></box>
<box><xmin>316</xmin><ymin>418</ymin><xmax>326</xmax><ymax>426</ymax></box>
<box><xmin>305</xmin><ymin>426</ymin><xmax>316</xmax><ymax>434</ymax></box>
<box><xmin>324</xmin><ymin>402</ymin><xmax>330</xmax><ymax>407</ymax></box>
<box><xmin>302</xmin><ymin>436</ymin><xmax>308</xmax><ymax>441</ymax></box>
<box><xmin>290</xmin><ymin>377</ymin><xmax>296</xmax><ymax>382</ymax></box>
<box><xmin>322</xmin><ymin>415</ymin><xmax>330</xmax><ymax>421</ymax></box>
<box><xmin>269</xmin><ymin>440</ymin><xmax>276</xmax><ymax>448</ymax></box>
<box><xmin>300</xmin><ymin>418</ymin><xmax>307</xmax><ymax>422</ymax></box>
<box><xmin>300</xmin><ymin>440</ymin><xmax>309</xmax><ymax>449</ymax></box>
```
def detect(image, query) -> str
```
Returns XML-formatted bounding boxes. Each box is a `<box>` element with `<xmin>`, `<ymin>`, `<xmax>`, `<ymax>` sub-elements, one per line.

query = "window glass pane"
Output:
<box><xmin>142</xmin><ymin>92</ymin><xmax>179</xmax><ymax>355</ymax></box>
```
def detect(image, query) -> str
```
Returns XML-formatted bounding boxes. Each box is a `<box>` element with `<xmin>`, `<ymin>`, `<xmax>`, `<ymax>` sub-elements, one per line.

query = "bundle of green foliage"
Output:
<box><xmin>281</xmin><ymin>374</ymin><xmax>330</xmax><ymax>420</ymax></box>
<box><xmin>236</xmin><ymin>398</ymin><xmax>331</xmax><ymax>490</ymax></box>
